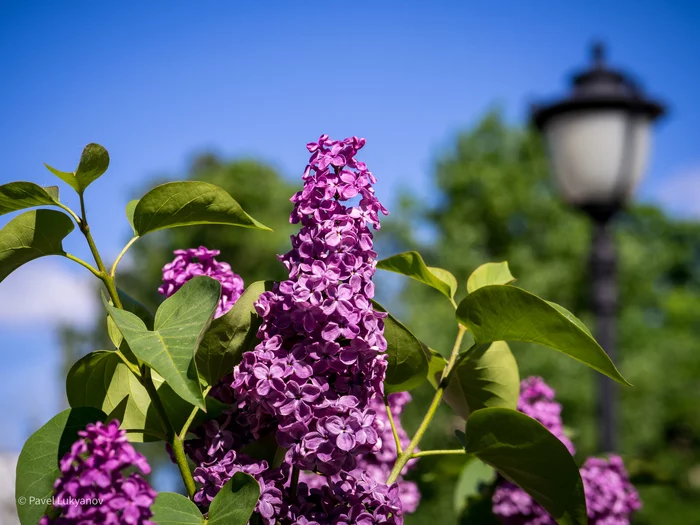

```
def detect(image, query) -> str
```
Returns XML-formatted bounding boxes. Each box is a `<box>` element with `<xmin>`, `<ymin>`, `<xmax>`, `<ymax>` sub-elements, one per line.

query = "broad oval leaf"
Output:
<box><xmin>0</xmin><ymin>209</ymin><xmax>74</xmax><ymax>283</ymax></box>
<box><xmin>467</xmin><ymin>261</ymin><xmax>515</xmax><ymax>293</ymax></box>
<box><xmin>454</xmin><ymin>459</ymin><xmax>496</xmax><ymax>515</ymax></box>
<box><xmin>444</xmin><ymin>341</ymin><xmax>520</xmax><ymax>420</ymax></box>
<box><xmin>66</xmin><ymin>351</ymin><xmax>166</xmax><ymax>442</ymax></box>
<box><xmin>45</xmin><ymin>143</ymin><xmax>109</xmax><ymax>194</ymax></box>
<box><xmin>105</xmin><ymin>276</ymin><xmax>221</xmax><ymax>409</ymax></box>
<box><xmin>455</xmin><ymin>285</ymin><xmax>629</xmax><ymax>385</ymax></box>
<box><xmin>374</xmin><ymin>301</ymin><xmax>430</xmax><ymax>392</ymax></box>
<box><xmin>208</xmin><ymin>472</ymin><xmax>260</xmax><ymax>525</ymax></box>
<box><xmin>0</xmin><ymin>182</ymin><xmax>60</xmax><ymax>216</ymax></box>
<box><xmin>377</xmin><ymin>251</ymin><xmax>457</xmax><ymax>300</ymax></box>
<box><xmin>132</xmin><ymin>181</ymin><xmax>271</xmax><ymax>236</ymax></box>
<box><xmin>463</xmin><ymin>408</ymin><xmax>587</xmax><ymax>525</ymax></box>
<box><xmin>197</xmin><ymin>280</ymin><xmax>271</xmax><ymax>386</ymax></box>
<box><xmin>151</xmin><ymin>492</ymin><xmax>204</xmax><ymax>525</ymax></box>
<box><xmin>16</xmin><ymin>407</ymin><xmax>107</xmax><ymax>525</ymax></box>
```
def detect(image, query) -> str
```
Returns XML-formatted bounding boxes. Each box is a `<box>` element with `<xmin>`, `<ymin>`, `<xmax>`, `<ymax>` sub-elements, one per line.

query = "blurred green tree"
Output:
<box><xmin>391</xmin><ymin>111</ymin><xmax>700</xmax><ymax>524</ymax></box>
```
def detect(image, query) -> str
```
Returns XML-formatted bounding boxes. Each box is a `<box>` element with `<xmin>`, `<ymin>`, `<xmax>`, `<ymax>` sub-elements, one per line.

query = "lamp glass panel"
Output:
<box><xmin>545</xmin><ymin>110</ymin><xmax>651</xmax><ymax>205</ymax></box>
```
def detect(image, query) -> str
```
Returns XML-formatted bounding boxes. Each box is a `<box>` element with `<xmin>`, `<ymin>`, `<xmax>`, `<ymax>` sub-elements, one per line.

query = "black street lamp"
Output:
<box><xmin>531</xmin><ymin>43</ymin><xmax>666</xmax><ymax>452</ymax></box>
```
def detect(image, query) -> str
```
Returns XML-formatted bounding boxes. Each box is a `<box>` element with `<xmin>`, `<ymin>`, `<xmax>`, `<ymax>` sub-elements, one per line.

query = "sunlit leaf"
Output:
<box><xmin>444</xmin><ymin>341</ymin><xmax>520</xmax><ymax>419</ymax></box>
<box><xmin>207</xmin><ymin>472</ymin><xmax>260</xmax><ymax>525</ymax></box>
<box><xmin>466</xmin><ymin>261</ymin><xmax>515</xmax><ymax>293</ymax></box>
<box><xmin>455</xmin><ymin>285</ymin><xmax>629</xmax><ymax>385</ymax></box>
<box><xmin>0</xmin><ymin>209</ymin><xmax>73</xmax><ymax>283</ymax></box>
<box><xmin>15</xmin><ymin>407</ymin><xmax>107</xmax><ymax>525</ymax></box>
<box><xmin>378</xmin><ymin>251</ymin><xmax>457</xmax><ymax>300</ymax></box>
<box><xmin>105</xmin><ymin>277</ymin><xmax>221</xmax><ymax>409</ymax></box>
<box><xmin>132</xmin><ymin>181</ymin><xmax>271</xmax><ymax>236</ymax></box>
<box><xmin>45</xmin><ymin>143</ymin><xmax>109</xmax><ymax>194</ymax></box>
<box><xmin>151</xmin><ymin>492</ymin><xmax>204</xmax><ymax>525</ymax></box>
<box><xmin>0</xmin><ymin>182</ymin><xmax>61</xmax><ymax>216</ymax></box>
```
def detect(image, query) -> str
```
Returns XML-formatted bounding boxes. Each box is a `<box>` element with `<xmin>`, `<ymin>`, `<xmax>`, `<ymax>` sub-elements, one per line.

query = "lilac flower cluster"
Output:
<box><xmin>41</xmin><ymin>420</ymin><xmax>156</xmax><ymax>525</ymax></box>
<box><xmin>182</xmin><ymin>136</ymin><xmax>404</xmax><ymax>524</ymax></box>
<box><xmin>300</xmin><ymin>392</ymin><xmax>421</xmax><ymax>513</ymax></box>
<box><xmin>492</xmin><ymin>377</ymin><xmax>641</xmax><ymax>525</ymax></box>
<box><xmin>231</xmin><ymin>134</ymin><xmax>389</xmax><ymax>475</ymax></box>
<box><xmin>159</xmin><ymin>246</ymin><xmax>244</xmax><ymax>318</ymax></box>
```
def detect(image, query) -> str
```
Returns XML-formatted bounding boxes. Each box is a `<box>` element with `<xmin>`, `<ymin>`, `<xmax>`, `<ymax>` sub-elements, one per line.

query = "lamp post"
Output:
<box><xmin>531</xmin><ymin>43</ymin><xmax>666</xmax><ymax>452</ymax></box>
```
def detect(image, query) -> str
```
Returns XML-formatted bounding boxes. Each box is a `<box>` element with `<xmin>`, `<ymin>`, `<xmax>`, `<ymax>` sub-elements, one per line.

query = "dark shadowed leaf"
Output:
<box><xmin>197</xmin><ymin>280</ymin><xmax>270</xmax><ymax>386</ymax></box>
<box><xmin>16</xmin><ymin>407</ymin><xmax>106</xmax><ymax>525</ymax></box>
<box><xmin>66</xmin><ymin>351</ymin><xmax>166</xmax><ymax>442</ymax></box>
<box><xmin>455</xmin><ymin>285</ymin><xmax>629</xmax><ymax>385</ymax></box>
<box><xmin>0</xmin><ymin>182</ymin><xmax>61</xmax><ymax>216</ymax></box>
<box><xmin>444</xmin><ymin>342</ymin><xmax>520</xmax><ymax>420</ymax></box>
<box><xmin>132</xmin><ymin>181</ymin><xmax>271</xmax><ymax>236</ymax></box>
<box><xmin>374</xmin><ymin>301</ymin><xmax>429</xmax><ymax>392</ymax></box>
<box><xmin>105</xmin><ymin>277</ymin><xmax>221</xmax><ymax>409</ymax></box>
<box><xmin>466</xmin><ymin>261</ymin><xmax>515</xmax><ymax>293</ymax></box>
<box><xmin>463</xmin><ymin>408</ymin><xmax>587</xmax><ymax>525</ymax></box>
<box><xmin>208</xmin><ymin>472</ymin><xmax>260</xmax><ymax>525</ymax></box>
<box><xmin>0</xmin><ymin>209</ymin><xmax>74</xmax><ymax>283</ymax></box>
<box><xmin>151</xmin><ymin>492</ymin><xmax>204</xmax><ymax>525</ymax></box>
<box><xmin>377</xmin><ymin>251</ymin><xmax>457</xmax><ymax>300</ymax></box>
<box><xmin>44</xmin><ymin>143</ymin><xmax>109</xmax><ymax>194</ymax></box>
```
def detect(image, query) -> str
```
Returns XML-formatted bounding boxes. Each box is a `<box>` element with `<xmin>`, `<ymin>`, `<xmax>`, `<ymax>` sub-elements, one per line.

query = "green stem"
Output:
<box><xmin>411</xmin><ymin>449</ymin><xmax>467</xmax><ymax>458</ymax></box>
<box><xmin>63</xmin><ymin>253</ymin><xmax>102</xmax><ymax>279</ymax></box>
<box><xmin>180</xmin><ymin>386</ymin><xmax>211</xmax><ymax>439</ymax></box>
<box><xmin>110</xmin><ymin>236</ymin><xmax>139</xmax><ymax>278</ymax></box>
<box><xmin>172</xmin><ymin>436</ymin><xmax>197</xmax><ymax>499</ymax></box>
<box><xmin>384</xmin><ymin>395</ymin><xmax>403</xmax><ymax>455</ymax></box>
<box><xmin>386</xmin><ymin>325</ymin><xmax>466</xmax><ymax>484</ymax></box>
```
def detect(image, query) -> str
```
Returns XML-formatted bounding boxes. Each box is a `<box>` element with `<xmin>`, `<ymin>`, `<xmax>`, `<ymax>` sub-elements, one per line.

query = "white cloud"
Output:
<box><xmin>0</xmin><ymin>260</ymin><xmax>98</xmax><ymax>326</ymax></box>
<box><xmin>655</xmin><ymin>166</ymin><xmax>700</xmax><ymax>218</ymax></box>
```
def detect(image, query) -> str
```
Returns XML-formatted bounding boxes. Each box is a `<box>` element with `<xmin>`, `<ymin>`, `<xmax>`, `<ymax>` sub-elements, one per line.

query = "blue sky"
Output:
<box><xmin>0</xmin><ymin>1</ymin><xmax>698</xmax><ymax>451</ymax></box>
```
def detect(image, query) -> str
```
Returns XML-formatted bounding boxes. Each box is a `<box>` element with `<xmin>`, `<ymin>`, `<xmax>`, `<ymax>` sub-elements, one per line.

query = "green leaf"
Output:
<box><xmin>0</xmin><ymin>182</ymin><xmax>61</xmax><ymax>216</ymax></box>
<box><xmin>374</xmin><ymin>301</ymin><xmax>430</xmax><ymax>392</ymax></box>
<box><xmin>208</xmin><ymin>472</ymin><xmax>260</xmax><ymax>525</ymax></box>
<box><xmin>455</xmin><ymin>285</ymin><xmax>629</xmax><ymax>385</ymax></box>
<box><xmin>66</xmin><ymin>351</ymin><xmax>166</xmax><ymax>442</ymax></box>
<box><xmin>427</xmin><ymin>348</ymin><xmax>447</xmax><ymax>389</ymax></box>
<box><xmin>454</xmin><ymin>459</ymin><xmax>496</xmax><ymax>515</ymax></box>
<box><xmin>132</xmin><ymin>181</ymin><xmax>271</xmax><ymax>236</ymax></box>
<box><xmin>117</xmin><ymin>288</ymin><xmax>155</xmax><ymax>329</ymax></box>
<box><xmin>466</xmin><ymin>261</ymin><xmax>515</xmax><ymax>293</ymax></box>
<box><xmin>16</xmin><ymin>407</ymin><xmax>107</xmax><ymax>525</ymax></box>
<box><xmin>444</xmin><ymin>342</ymin><xmax>520</xmax><ymax>420</ymax></box>
<box><xmin>105</xmin><ymin>277</ymin><xmax>221</xmax><ymax>409</ymax></box>
<box><xmin>151</xmin><ymin>492</ymin><xmax>204</xmax><ymax>525</ymax></box>
<box><xmin>45</xmin><ymin>143</ymin><xmax>109</xmax><ymax>194</ymax></box>
<box><xmin>377</xmin><ymin>251</ymin><xmax>457</xmax><ymax>300</ymax></box>
<box><xmin>0</xmin><ymin>209</ymin><xmax>74</xmax><ymax>283</ymax></box>
<box><xmin>125</xmin><ymin>199</ymin><xmax>138</xmax><ymax>233</ymax></box>
<box><xmin>197</xmin><ymin>280</ymin><xmax>270</xmax><ymax>386</ymax></box>
<box><xmin>463</xmin><ymin>408</ymin><xmax>587</xmax><ymax>525</ymax></box>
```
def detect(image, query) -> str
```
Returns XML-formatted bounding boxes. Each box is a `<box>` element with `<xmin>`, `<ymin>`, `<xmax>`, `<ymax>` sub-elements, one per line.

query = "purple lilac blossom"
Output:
<box><xmin>492</xmin><ymin>377</ymin><xmax>641</xmax><ymax>525</ymax></box>
<box><xmin>159</xmin><ymin>246</ymin><xmax>244</xmax><ymax>318</ymax></box>
<box><xmin>183</xmin><ymin>136</ymin><xmax>403</xmax><ymax>524</ymax></box>
<box><xmin>299</xmin><ymin>392</ymin><xmax>421</xmax><ymax>513</ymax></box>
<box><xmin>231</xmin><ymin>134</ymin><xmax>389</xmax><ymax>476</ymax></box>
<box><xmin>40</xmin><ymin>420</ymin><xmax>156</xmax><ymax>525</ymax></box>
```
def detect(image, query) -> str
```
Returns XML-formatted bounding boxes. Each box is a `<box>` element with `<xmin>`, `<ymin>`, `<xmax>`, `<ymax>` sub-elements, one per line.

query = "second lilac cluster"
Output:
<box><xmin>159</xmin><ymin>246</ymin><xmax>244</xmax><ymax>318</ymax></box>
<box><xmin>40</xmin><ymin>420</ymin><xmax>156</xmax><ymax>525</ymax></box>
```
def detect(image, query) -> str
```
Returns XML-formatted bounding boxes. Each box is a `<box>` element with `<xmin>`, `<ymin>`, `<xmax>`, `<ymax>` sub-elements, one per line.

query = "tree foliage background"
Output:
<box><xmin>60</xmin><ymin>113</ymin><xmax>700</xmax><ymax>523</ymax></box>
